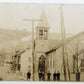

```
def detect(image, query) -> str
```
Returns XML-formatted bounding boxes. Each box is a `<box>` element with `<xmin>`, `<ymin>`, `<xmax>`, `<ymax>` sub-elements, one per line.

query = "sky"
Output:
<box><xmin>0</xmin><ymin>3</ymin><xmax>84</xmax><ymax>35</ymax></box>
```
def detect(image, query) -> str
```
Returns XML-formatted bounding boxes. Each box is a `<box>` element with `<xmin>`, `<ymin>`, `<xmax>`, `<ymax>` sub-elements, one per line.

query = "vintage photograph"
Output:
<box><xmin>0</xmin><ymin>2</ymin><xmax>83</xmax><ymax>82</ymax></box>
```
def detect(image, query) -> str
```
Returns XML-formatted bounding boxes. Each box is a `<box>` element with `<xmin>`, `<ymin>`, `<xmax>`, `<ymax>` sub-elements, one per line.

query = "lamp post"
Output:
<box><xmin>24</xmin><ymin>19</ymin><xmax>41</xmax><ymax>81</ymax></box>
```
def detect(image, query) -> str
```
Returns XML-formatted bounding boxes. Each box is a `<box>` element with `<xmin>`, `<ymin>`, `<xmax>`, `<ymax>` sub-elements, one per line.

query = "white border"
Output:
<box><xmin>0</xmin><ymin>0</ymin><xmax>84</xmax><ymax>3</ymax></box>
<box><xmin>0</xmin><ymin>81</ymin><xmax>84</xmax><ymax>84</ymax></box>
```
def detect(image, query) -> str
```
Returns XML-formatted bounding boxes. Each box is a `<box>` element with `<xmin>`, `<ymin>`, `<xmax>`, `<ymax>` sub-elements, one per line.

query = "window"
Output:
<box><xmin>18</xmin><ymin>64</ymin><xmax>21</xmax><ymax>71</ymax></box>
<box><xmin>39</xmin><ymin>30</ymin><xmax>43</xmax><ymax>35</ymax></box>
<box><xmin>18</xmin><ymin>56</ymin><xmax>21</xmax><ymax>63</ymax></box>
<box><xmin>15</xmin><ymin>55</ymin><xmax>17</xmax><ymax>58</ymax></box>
<box><xmin>44</xmin><ymin>30</ymin><xmax>47</xmax><ymax>40</ymax></box>
<box><xmin>39</xmin><ymin>30</ymin><xmax>43</xmax><ymax>39</ymax></box>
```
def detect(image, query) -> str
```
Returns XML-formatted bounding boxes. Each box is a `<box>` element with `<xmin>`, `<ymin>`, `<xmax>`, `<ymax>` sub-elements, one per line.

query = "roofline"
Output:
<box><xmin>35</xmin><ymin>51</ymin><xmax>47</xmax><ymax>53</ymax></box>
<box><xmin>45</xmin><ymin>49</ymin><xmax>56</xmax><ymax>54</ymax></box>
<box><xmin>73</xmin><ymin>49</ymin><xmax>84</xmax><ymax>59</ymax></box>
<box><xmin>15</xmin><ymin>48</ymin><xmax>31</xmax><ymax>56</ymax></box>
<box><xmin>36</xmin><ymin>26</ymin><xmax>50</xmax><ymax>30</ymax></box>
<box><xmin>45</xmin><ymin>31</ymin><xmax>84</xmax><ymax>54</ymax></box>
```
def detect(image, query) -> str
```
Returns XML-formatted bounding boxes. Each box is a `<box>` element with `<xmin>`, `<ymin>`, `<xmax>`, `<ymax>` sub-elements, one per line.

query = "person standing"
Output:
<box><xmin>57</xmin><ymin>71</ymin><xmax>60</xmax><ymax>81</ymax></box>
<box><xmin>27</xmin><ymin>71</ymin><xmax>31</xmax><ymax>81</ymax></box>
<box><xmin>47</xmin><ymin>71</ymin><xmax>51</xmax><ymax>81</ymax></box>
<box><xmin>42</xmin><ymin>72</ymin><xmax>45</xmax><ymax>81</ymax></box>
<box><xmin>53</xmin><ymin>71</ymin><xmax>57</xmax><ymax>81</ymax></box>
<box><xmin>76</xmin><ymin>69</ymin><xmax>80</xmax><ymax>81</ymax></box>
<box><xmin>39</xmin><ymin>71</ymin><xmax>42</xmax><ymax>81</ymax></box>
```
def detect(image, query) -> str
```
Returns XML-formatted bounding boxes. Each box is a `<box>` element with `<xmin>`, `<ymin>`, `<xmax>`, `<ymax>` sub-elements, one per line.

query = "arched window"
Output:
<box><xmin>39</xmin><ymin>55</ymin><xmax>45</xmax><ymax>60</ymax></box>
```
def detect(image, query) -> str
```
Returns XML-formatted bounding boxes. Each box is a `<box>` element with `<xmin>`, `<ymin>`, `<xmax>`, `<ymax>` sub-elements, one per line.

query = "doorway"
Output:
<box><xmin>39</xmin><ymin>55</ymin><xmax>45</xmax><ymax>73</ymax></box>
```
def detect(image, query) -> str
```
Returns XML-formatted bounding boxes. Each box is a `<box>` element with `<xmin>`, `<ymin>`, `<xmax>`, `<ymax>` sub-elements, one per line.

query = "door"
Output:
<box><xmin>39</xmin><ymin>55</ymin><xmax>45</xmax><ymax>72</ymax></box>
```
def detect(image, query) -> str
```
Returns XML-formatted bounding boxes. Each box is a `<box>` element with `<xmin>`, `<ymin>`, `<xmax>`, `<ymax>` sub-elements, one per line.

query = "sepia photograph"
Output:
<box><xmin>0</xmin><ymin>0</ymin><xmax>84</xmax><ymax>82</ymax></box>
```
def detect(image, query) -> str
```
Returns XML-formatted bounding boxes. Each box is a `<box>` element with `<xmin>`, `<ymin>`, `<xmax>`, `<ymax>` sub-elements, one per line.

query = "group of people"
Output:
<box><xmin>39</xmin><ymin>71</ymin><xmax>60</xmax><ymax>81</ymax></box>
<box><xmin>27</xmin><ymin>71</ymin><xmax>60</xmax><ymax>81</ymax></box>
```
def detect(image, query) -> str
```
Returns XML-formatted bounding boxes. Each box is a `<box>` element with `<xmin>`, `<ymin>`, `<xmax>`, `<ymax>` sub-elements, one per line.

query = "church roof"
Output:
<box><xmin>35</xmin><ymin>40</ymin><xmax>62</xmax><ymax>53</ymax></box>
<box><xmin>37</xmin><ymin>9</ymin><xmax>50</xmax><ymax>28</ymax></box>
<box><xmin>46</xmin><ymin>31</ymin><xmax>84</xmax><ymax>54</ymax></box>
<box><xmin>35</xmin><ymin>31</ymin><xmax>84</xmax><ymax>53</ymax></box>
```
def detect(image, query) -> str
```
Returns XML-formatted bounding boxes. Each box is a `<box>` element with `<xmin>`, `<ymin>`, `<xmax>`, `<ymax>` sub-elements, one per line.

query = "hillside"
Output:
<box><xmin>0</xmin><ymin>29</ymin><xmax>31</xmax><ymax>44</ymax></box>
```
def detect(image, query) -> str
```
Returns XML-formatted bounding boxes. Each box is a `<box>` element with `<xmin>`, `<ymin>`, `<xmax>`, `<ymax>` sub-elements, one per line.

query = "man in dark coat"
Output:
<box><xmin>39</xmin><ymin>71</ymin><xmax>42</xmax><ymax>81</ymax></box>
<box><xmin>47</xmin><ymin>71</ymin><xmax>51</xmax><ymax>81</ymax></box>
<box><xmin>57</xmin><ymin>71</ymin><xmax>60</xmax><ymax>81</ymax></box>
<box><xmin>42</xmin><ymin>72</ymin><xmax>45</xmax><ymax>81</ymax></box>
<box><xmin>76</xmin><ymin>69</ymin><xmax>80</xmax><ymax>81</ymax></box>
<box><xmin>27</xmin><ymin>71</ymin><xmax>31</xmax><ymax>80</ymax></box>
<box><xmin>53</xmin><ymin>71</ymin><xmax>57</xmax><ymax>81</ymax></box>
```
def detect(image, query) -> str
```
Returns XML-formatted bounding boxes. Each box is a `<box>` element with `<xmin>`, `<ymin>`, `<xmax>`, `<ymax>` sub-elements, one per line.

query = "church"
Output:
<box><xmin>34</xmin><ymin>9</ymin><xmax>84</xmax><ymax>81</ymax></box>
<box><xmin>33</xmin><ymin>9</ymin><xmax>61</xmax><ymax>80</ymax></box>
<box><xmin>12</xmin><ymin>9</ymin><xmax>84</xmax><ymax>81</ymax></box>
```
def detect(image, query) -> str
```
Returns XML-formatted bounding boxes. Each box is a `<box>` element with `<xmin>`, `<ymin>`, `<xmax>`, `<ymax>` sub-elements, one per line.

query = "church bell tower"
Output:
<box><xmin>36</xmin><ymin>9</ymin><xmax>50</xmax><ymax>40</ymax></box>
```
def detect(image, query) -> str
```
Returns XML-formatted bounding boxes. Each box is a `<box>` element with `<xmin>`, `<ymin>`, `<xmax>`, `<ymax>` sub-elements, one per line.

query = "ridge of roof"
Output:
<box><xmin>46</xmin><ymin>31</ymin><xmax>84</xmax><ymax>54</ymax></box>
<box><xmin>35</xmin><ymin>39</ymin><xmax>61</xmax><ymax>53</ymax></box>
<box><xmin>15</xmin><ymin>48</ymin><xmax>31</xmax><ymax>56</ymax></box>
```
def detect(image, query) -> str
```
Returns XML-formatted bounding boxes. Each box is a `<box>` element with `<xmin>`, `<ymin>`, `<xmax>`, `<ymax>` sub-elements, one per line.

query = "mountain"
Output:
<box><xmin>0</xmin><ymin>29</ymin><xmax>31</xmax><ymax>44</ymax></box>
<box><xmin>0</xmin><ymin>28</ymin><xmax>32</xmax><ymax>51</ymax></box>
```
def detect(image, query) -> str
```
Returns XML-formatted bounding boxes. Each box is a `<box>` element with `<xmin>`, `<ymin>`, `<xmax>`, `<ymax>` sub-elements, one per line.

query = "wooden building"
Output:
<box><xmin>11</xmin><ymin>9</ymin><xmax>84</xmax><ymax>81</ymax></box>
<box><xmin>12</xmin><ymin>48</ymin><xmax>33</xmax><ymax>79</ymax></box>
<box><xmin>34</xmin><ymin>9</ymin><xmax>84</xmax><ymax>81</ymax></box>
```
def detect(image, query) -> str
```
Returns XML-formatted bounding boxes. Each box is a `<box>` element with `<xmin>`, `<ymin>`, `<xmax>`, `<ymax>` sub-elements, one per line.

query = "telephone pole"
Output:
<box><xmin>24</xmin><ymin>19</ymin><xmax>41</xmax><ymax>81</ymax></box>
<box><xmin>60</xmin><ymin>4</ymin><xmax>67</xmax><ymax>81</ymax></box>
<box><xmin>60</xmin><ymin>4</ymin><xmax>71</xmax><ymax>81</ymax></box>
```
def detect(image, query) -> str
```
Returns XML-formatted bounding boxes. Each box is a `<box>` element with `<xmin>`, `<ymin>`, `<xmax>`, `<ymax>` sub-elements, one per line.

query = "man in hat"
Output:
<box><xmin>27</xmin><ymin>70</ymin><xmax>31</xmax><ymax>81</ymax></box>
<box><xmin>39</xmin><ymin>71</ymin><xmax>42</xmax><ymax>81</ymax></box>
<box><xmin>53</xmin><ymin>71</ymin><xmax>57</xmax><ymax>81</ymax></box>
<box><xmin>42</xmin><ymin>72</ymin><xmax>45</xmax><ymax>81</ymax></box>
<box><xmin>76</xmin><ymin>69</ymin><xmax>80</xmax><ymax>81</ymax></box>
<box><xmin>47</xmin><ymin>70</ymin><xmax>51</xmax><ymax>81</ymax></box>
<box><xmin>57</xmin><ymin>71</ymin><xmax>60</xmax><ymax>81</ymax></box>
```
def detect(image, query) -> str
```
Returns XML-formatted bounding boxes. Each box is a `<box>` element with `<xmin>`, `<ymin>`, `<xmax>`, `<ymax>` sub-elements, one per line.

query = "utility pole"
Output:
<box><xmin>83</xmin><ymin>49</ymin><xmax>84</xmax><ymax>59</ymax></box>
<box><xmin>60</xmin><ymin>4</ymin><xmax>67</xmax><ymax>81</ymax></box>
<box><xmin>24</xmin><ymin>19</ymin><xmax>41</xmax><ymax>81</ymax></box>
<box><xmin>60</xmin><ymin>4</ymin><xmax>71</xmax><ymax>81</ymax></box>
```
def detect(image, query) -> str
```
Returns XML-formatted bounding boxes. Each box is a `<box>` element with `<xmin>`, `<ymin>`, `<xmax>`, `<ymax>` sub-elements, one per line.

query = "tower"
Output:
<box><xmin>36</xmin><ymin>9</ymin><xmax>50</xmax><ymax>40</ymax></box>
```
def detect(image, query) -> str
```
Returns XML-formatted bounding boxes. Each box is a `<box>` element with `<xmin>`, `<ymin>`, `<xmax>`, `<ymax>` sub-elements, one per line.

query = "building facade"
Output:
<box><xmin>11</xmin><ymin>9</ymin><xmax>84</xmax><ymax>81</ymax></box>
<box><xmin>34</xmin><ymin>9</ymin><xmax>84</xmax><ymax>81</ymax></box>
